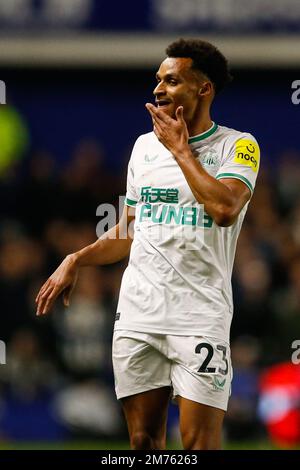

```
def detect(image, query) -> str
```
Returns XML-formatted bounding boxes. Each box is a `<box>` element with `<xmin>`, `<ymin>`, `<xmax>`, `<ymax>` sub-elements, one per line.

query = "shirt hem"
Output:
<box><xmin>114</xmin><ymin>324</ymin><xmax>230</xmax><ymax>344</ymax></box>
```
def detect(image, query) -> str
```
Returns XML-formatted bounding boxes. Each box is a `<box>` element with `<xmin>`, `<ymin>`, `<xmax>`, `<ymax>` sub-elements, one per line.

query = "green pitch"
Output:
<box><xmin>0</xmin><ymin>440</ymin><xmax>298</xmax><ymax>450</ymax></box>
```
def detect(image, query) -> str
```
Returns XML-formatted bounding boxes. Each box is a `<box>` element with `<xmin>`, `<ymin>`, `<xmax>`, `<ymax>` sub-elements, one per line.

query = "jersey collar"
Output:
<box><xmin>188</xmin><ymin>122</ymin><xmax>218</xmax><ymax>144</ymax></box>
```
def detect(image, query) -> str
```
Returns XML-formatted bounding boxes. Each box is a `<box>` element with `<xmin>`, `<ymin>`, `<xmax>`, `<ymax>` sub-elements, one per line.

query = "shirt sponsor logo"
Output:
<box><xmin>139</xmin><ymin>187</ymin><xmax>212</xmax><ymax>228</ymax></box>
<box><xmin>233</xmin><ymin>138</ymin><xmax>260</xmax><ymax>172</ymax></box>
<box><xmin>139</xmin><ymin>186</ymin><xmax>213</xmax><ymax>228</ymax></box>
<box><xmin>141</xmin><ymin>186</ymin><xmax>179</xmax><ymax>204</ymax></box>
<box><xmin>139</xmin><ymin>203</ymin><xmax>213</xmax><ymax>228</ymax></box>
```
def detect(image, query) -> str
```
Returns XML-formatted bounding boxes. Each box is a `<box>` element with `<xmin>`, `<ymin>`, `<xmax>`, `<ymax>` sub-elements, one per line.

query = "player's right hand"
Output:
<box><xmin>35</xmin><ymin>254</ymin><xmax>79</xmax><ymax>316</ymax></box>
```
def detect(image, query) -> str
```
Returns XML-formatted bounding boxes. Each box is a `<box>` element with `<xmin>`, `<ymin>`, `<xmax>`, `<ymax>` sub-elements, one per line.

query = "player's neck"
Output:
<box><xmin>187</xmin><ymin>110</ymin><xmax>213</xmax><ymax>138</ymax></box>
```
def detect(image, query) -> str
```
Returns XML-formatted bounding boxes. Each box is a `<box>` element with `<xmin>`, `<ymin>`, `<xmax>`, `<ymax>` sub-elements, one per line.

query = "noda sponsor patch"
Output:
<box><xmin>233</xmin><ymin>139</ymin><xmax>260</xmax><ymax>172</ymax></box>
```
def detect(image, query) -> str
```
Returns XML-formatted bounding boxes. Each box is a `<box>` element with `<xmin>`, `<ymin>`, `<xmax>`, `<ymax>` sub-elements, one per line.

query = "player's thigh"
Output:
<box><xmin>177</xmin><ymin>397</ymin><xmax>225</xmax><ymax>450</ymax></box>
<box><xmin>112</xmin><ymin>330</ymin><xmax>172</xmax><ymax>400</ymax></box>
<box><xmin>122</xmin><ymin>387</ymin><xmax>171</xmax><ymax>445</ymax></box>
<box><xmin>168</xmin><ymin>335</ymin><xmax>232</xmax><ymax>411</ymax></box>
<box><xmin>168</xmin><ymin>335</ymin><xmax>231</xmax><ymax>448</ymax></box>
<box><xmin>112</xmin><ymin>330</ymin><xmax>172</xmax><ymax>448</ymax></box>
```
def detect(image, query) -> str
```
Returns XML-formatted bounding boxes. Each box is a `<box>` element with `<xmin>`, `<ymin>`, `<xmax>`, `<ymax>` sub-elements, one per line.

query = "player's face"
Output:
<box><xmin>153</xmin><ymin>57</ymin><xmax>202</xmax><ymax>121</ymax></box>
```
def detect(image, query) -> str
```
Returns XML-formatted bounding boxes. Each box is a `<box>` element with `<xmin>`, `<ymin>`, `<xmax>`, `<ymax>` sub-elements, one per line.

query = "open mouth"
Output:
<box><xmin>156</xmin><ymin>100</ymin><xmax>172</xmax><ymax>108</ymax></box>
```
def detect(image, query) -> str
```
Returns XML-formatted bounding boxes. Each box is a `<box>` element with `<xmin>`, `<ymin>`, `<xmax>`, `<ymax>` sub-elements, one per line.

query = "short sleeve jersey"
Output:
<box><xmin>115</xmin><ymin>123</ymin><xmax>260</xmax><ymax>343</ymax></box>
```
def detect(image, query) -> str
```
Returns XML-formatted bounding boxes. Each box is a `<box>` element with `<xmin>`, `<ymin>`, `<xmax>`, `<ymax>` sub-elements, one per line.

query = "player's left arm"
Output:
<box><xmin>146</xmin><ymin>103</ymin><xmax>253</xmax><ymax>227</ymax></box>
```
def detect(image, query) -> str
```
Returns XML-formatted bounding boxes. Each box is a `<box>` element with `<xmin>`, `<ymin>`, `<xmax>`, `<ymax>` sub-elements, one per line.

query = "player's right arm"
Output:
<box><xmin>36</xmin><ymin>205</ymin><xmax>135</xmax><ymax>316</ymax></box>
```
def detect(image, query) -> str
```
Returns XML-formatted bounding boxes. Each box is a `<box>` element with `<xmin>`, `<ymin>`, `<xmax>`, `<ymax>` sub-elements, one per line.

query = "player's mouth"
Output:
<box><xmin>155</xmin><ymin>100</ymin><xmax>172</xmax><ymax>109</ymax></box>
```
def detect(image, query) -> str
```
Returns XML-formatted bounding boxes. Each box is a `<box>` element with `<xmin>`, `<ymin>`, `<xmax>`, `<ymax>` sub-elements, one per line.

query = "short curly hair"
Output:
<box><xmin>166</xmin><ymin>38</ymin><xmax>232</xmax><ymax>95</ymax></box>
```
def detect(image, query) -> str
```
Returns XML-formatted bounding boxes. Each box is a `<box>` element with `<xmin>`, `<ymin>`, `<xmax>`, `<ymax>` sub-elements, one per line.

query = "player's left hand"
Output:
<box><xmin>145</xmin><ymin>103</ymin><xmax>189</xmax><ymax>156</ymax></box>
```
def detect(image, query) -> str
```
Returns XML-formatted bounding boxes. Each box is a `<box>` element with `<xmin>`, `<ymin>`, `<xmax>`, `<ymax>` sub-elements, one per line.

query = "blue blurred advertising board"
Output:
<box><xmin>0</xmin><ymin>0</ymin><xmax>300</xmax><ymax>33</ymax></box>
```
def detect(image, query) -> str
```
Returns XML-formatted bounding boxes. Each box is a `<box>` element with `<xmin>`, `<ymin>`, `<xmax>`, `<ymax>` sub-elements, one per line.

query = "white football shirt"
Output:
<box><xmin>115</xmin><ymin>123</ymin><xmax>260</xmax><ymax>343</ymax></box>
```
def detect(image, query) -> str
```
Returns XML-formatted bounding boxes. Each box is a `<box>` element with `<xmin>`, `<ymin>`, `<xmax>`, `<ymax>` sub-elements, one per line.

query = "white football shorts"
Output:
<box><xmin>112</xmin><ymin>330</ymin><xmax>232</xmax><ymax>411</ymax></box>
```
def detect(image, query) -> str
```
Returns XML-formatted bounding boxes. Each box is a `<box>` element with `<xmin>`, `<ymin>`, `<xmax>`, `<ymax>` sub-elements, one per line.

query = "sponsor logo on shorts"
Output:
<box><xmin>233</xmin><ymin>138</ymin><xmax>260</xmax><ymax>172</ymax></box>
<box><xmin>213</xmin><ymin>376</ymin><xmax>226</xmax><ymax>391</ymax></box>
<box><xmin>115</xmin><ymin>312</ymin><xmax>121</xmax><ymax>321</ymax></box>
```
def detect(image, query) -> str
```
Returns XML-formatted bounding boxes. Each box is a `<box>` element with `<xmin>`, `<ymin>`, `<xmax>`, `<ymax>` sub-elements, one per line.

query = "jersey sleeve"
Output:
<box><xmin>216</xmin><ymin>135</ymin><xmax>260</xmax><ymax>195</ymax></box>
<box><xmin>124</xmin><ymin>138</ymin><xmax>140</xmax><ymax>207</ymax></box>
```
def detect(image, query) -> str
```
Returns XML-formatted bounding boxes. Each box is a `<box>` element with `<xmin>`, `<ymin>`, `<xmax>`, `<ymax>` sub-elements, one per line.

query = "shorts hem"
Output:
<box><xmin>116</xmin><ymin>384</ymin><xmax>172</xmax><ymax>401</ymax></box>
<box><xmin>173</xmin><ymin>391</ymin><xmax>228</xmax><ymax>412</ymax></box>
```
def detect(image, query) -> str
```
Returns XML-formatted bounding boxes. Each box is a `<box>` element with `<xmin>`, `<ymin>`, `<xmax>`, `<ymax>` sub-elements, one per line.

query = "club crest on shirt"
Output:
<box><xmin>195</xmin><ymin>149</ymin><xmax>220</xmax><ymax>173</ymax></box>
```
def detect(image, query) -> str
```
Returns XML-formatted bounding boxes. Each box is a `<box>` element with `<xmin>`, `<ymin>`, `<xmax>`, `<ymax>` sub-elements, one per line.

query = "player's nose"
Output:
<box><xmin>153</xmin><ymin>81</ymin><xmax>166</xmax><ymax>96</ymax></box>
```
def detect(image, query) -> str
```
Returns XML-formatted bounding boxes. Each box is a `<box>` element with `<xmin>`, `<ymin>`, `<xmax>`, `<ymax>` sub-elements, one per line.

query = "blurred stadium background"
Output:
<box><xmin>0</xmin><ymin>0</ymin><xmax>300</xmax><ymax>450</ymax></box>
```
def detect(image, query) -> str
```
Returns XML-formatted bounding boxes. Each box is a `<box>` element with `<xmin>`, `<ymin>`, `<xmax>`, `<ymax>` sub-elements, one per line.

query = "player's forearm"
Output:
<box><xmin>73</xmin><ymin>223</ymin><xmax>133</xmax><ymax>267</ymax></box>
<box><xmin>174</xmin><ymin>147</ymin><xmax>237</xmax><ymax>225</ymax></box>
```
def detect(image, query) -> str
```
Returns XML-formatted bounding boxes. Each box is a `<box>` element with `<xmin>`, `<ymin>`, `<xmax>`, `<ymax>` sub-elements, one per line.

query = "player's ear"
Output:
<box><xmin>198</xmin><ymin>81</ymin><xmax>213</xmax><ymax>97</ymax></box>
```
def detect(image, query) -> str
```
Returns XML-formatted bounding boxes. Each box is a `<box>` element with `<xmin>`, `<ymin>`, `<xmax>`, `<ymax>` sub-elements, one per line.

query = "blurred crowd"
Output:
<box><xmin>0</xmin><ymin>137</ymin><xmax>300</xmax><ymax>446</ymax></box>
